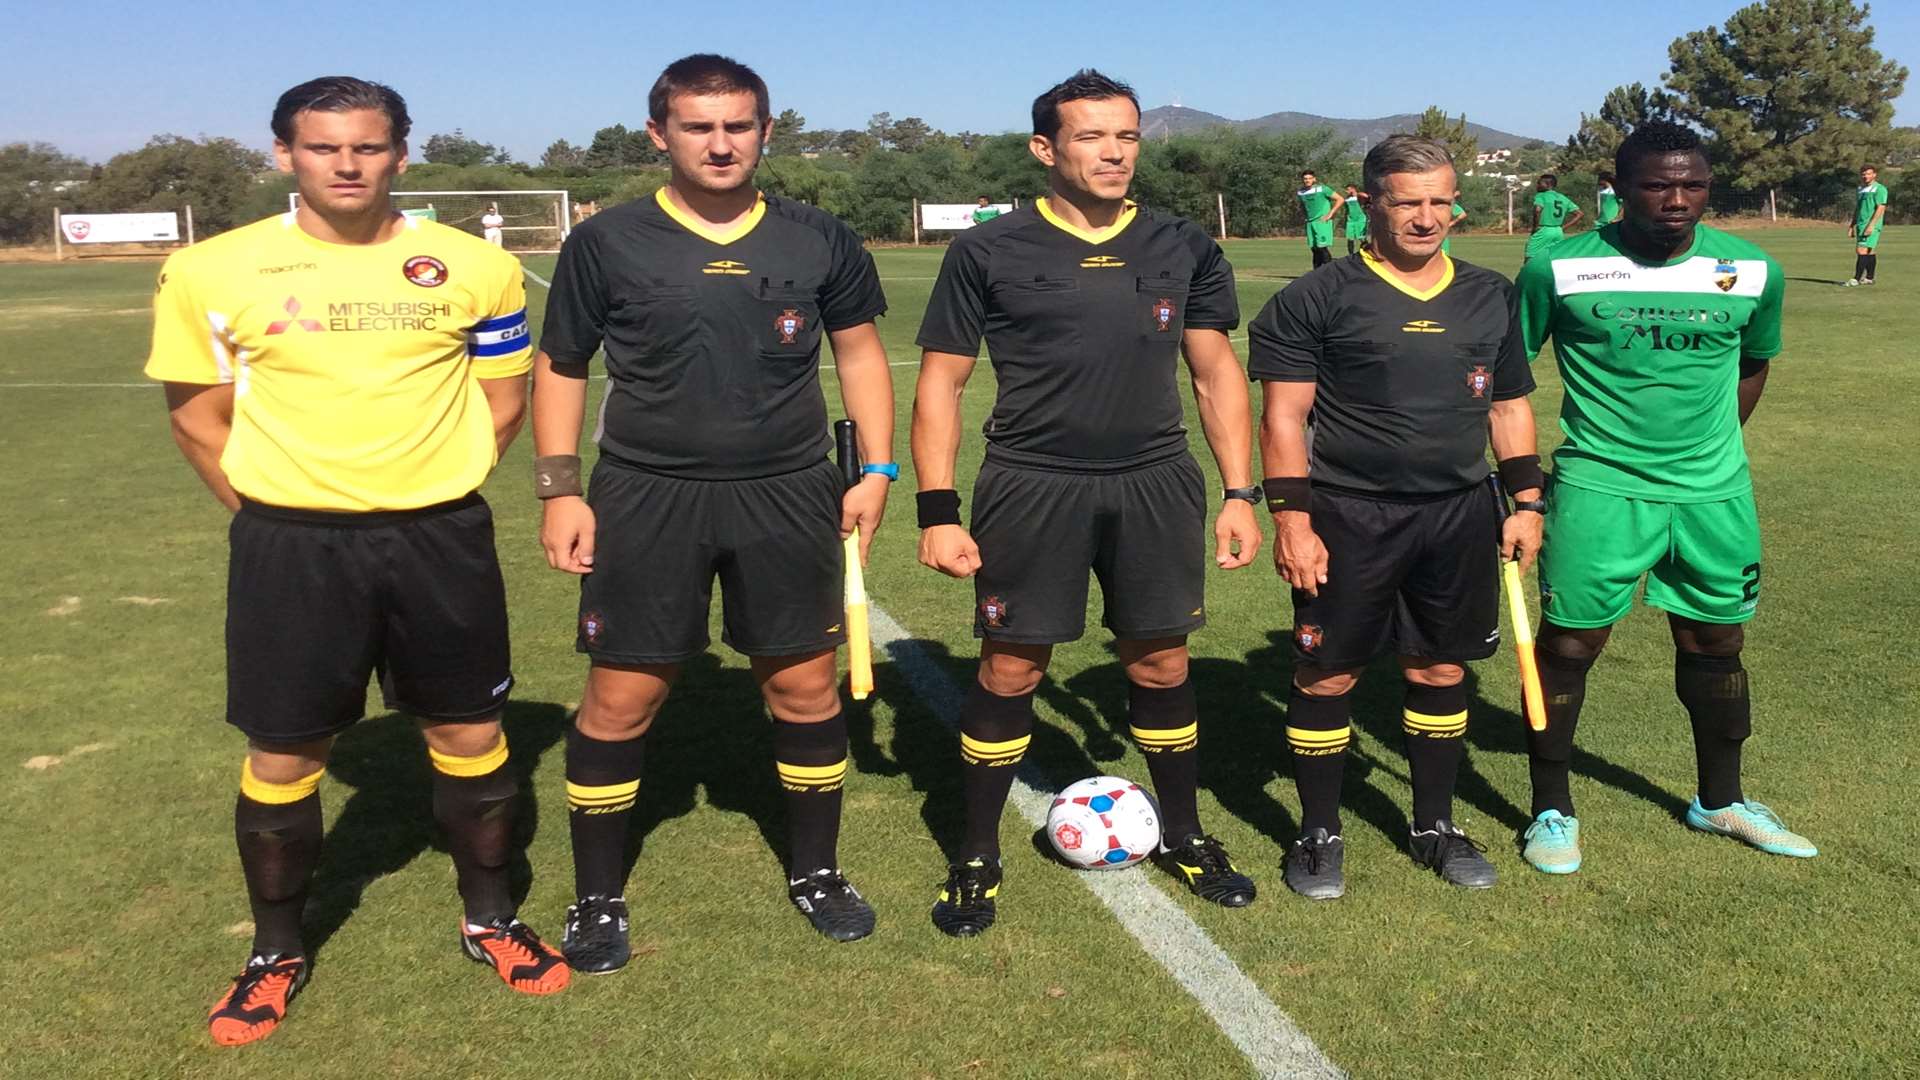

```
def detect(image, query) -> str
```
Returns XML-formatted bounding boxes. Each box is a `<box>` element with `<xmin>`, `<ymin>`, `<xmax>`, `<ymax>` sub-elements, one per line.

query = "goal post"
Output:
<box><xmin>287</xmin><ymin>189</ymin><xmax>571</xmax><ymax>253</ymax></box>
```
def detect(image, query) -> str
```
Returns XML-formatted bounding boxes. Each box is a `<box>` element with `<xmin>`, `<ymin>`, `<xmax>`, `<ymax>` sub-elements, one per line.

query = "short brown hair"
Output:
<box><xmin>648</xmin><ymin>54</ymin><xmax>769</xmax><ymax>125</ymax></box>
<box><xmin>272</xmin><ymin>76</ymin><xmax>410</xmax><ymax>143</ymax></box>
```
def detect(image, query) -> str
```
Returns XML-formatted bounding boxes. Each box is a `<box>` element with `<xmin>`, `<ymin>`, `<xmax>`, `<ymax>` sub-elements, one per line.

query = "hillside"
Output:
<box><xmin>1141</xmin><ymin>105</ymin><xmax>1544</xmax><ymax>154</ymax></box>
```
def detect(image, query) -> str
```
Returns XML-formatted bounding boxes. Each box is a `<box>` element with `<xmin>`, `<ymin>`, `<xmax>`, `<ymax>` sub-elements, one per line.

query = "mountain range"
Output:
<box><xmin>1140</xmin><ymin>105</ymin><xmax>1545</xmax><ymax>154</ymax></box>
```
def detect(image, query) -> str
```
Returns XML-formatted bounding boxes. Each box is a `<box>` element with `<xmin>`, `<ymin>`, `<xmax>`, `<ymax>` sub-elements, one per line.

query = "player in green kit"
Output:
<box><xmin>1513</xmin><ymin>122</ymin><xmax>1815</xmax><ymax>874</ymax></box>
<box><xmin>1848</xmin><ymin>165</ymin><xmax>1888</xmax><ymax>286</ymax></box>
<box><xmin>1299</xmin><ymin>171</ymin><xmax>1339</xmax><ymax>267</ymax></box>
<box><xmin>1525</xmin><ymin>173</ymin><xmax>1581</xmax><ymax>262</ymax></box>
<box><xmin>1342</xmin><ymin>184</ymin><xmax>1369</xmax><ymax>254</ymax></box>
<box><xmin>972</xmin><ymin>196</ymin><xmax>1003</xmax><ymax>226</ymax></box>
<box><xmin>1596</xmin><ymin>173</ymin><xmax>1621</xmax><ymax>225</ymax></box>
<box><xmin>1439</xmin><ymin>201</ymin><xmax>1466</xmax><ymax>254</ymax></box>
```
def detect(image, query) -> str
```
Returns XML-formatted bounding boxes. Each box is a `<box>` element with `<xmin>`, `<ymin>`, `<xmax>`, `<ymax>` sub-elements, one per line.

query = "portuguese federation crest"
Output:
<box><xmin>980</xmin><ymin>595</ymin><xmax>1009</xmax><ymax>630</ymax></box>
<box><xmin>775</xmin><ymin>308</ymin><xmax>806</xmax><ymax>344</ymax></box>
<box><xmin>1295</xmin><ymin>623</ymin><xmax>1323</xmax><ymax>654</ymax></box>
<box><xmin>1713</xmin><ymin>261</ymin><xmax>1739</xmax><ymax>293</ymax></box>
<box><xmin>1153</xmin><ymin>296</ymin><xmax>1176</xmax><ymax>332</ymax></box>
<box><xmin>1466</xmin><ymin>364</ymin><xmax>1491</xmax><ymax>398</ymax></box>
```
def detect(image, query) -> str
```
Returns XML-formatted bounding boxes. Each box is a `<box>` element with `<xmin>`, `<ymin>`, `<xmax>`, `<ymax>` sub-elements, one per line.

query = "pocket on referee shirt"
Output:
<box><xmin>1135</xmin><ymin>276</ymin><xmax>1190</xmax><ymax>347</ymax></box>
<box><xmin>608</xmin><ymin>284</ymin><xmax>696</xmax><ymax>357</ymax></box>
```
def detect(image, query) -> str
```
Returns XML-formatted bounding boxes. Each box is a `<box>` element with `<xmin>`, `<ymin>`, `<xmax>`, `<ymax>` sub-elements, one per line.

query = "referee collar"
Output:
<box><xmin>654</xmin><ymin>187</ymin><xmax>766</xmax><ymax>245</ymax></box>
<box><xmin>1035</xmin><ymin>196</ymin><xmax>1137</xmax><ymax>245</ymax></box>
<box><xmin>1361</xmin><ymin>247</ymin><xmax>1454</xmax><ymax>302</ymax></box>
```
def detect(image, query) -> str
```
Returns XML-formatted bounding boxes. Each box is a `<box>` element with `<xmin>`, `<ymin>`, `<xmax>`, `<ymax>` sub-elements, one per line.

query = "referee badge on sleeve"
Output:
<box><xmin>1153</xmin><ymin>297</ymin><xmax>1176</xmax><ymax>332</ymax></box>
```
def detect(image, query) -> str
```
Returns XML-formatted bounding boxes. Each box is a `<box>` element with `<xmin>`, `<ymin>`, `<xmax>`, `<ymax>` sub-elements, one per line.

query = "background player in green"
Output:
<box><xmin>1596</xmin><ymin>172</ymin><xmax>1622</xmax><ymax>225</ymax></box>
<box><xmin>972</xmin><ymin>195</ymin><xmax>1002</xmax><ymax>225</ymax></box>
<box><xmin>1525</xmin><ymin>173</ymin><xmax>1582</xmax><ymax>262</ymax></box>
<box><xmin>914</xmin><ymin>69</ymin><xmax>1263</xmax><ymax>937</ymax></box>
<box><xmin>1439</xmin><ymin>200</ymin><xmax>1467</xmax><ymax>254</ymax></box>
<box><xmin>1342</xmin><ymin>183</ymin><xmax>1369</xmax><ymax>254</ymax></box>
<box><xmin>1848</xmin><ymin>164</ymin><xmax>1888</xmax><ymax>286</ymax></box>
<box><xmin>1299</xmin><ymin>170</ymin><xmax>1340</xmax><ymax>267</ymax></box>
<box><xmin>533</xmin><ymin>54</ymin><xmax>897</xmax><ymax>962</ymax></box>
<box><xmin>1253</xmin><ymin>136</ymin><xmax>1543</xmax><ymax>898</ymax></box>
<box><xmin>1514</xmin><ymin>121</ymin><xmax>1816</xmax><ymax>875</ymax></box>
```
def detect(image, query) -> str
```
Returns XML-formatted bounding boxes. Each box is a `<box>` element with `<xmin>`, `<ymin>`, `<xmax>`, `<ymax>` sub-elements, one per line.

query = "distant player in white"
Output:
<box><xmin>482</xmin><ymin>203</ymin><xmax>505</xmax><ymax>246</ymax></box>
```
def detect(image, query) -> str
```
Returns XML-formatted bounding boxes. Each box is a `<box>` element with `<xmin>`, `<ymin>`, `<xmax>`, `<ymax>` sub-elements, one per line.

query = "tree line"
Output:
<box><xmin>2</xmin><ymin>0</ymin><xmax>1912</xmax><ymax>247</ymax></box>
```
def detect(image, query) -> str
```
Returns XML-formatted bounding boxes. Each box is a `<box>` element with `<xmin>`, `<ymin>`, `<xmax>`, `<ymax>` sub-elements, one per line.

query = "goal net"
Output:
<box><xmin>287</xmin><ymin>189</ymin><xmax>571</xmax><ymax>253</ymax></box>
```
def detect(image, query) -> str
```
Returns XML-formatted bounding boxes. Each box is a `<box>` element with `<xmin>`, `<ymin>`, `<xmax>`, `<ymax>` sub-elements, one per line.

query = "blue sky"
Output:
<box><xmin>4</xmin><ymin>0</ymin><xmax>1914</xmax><ymax>162</ymax></box>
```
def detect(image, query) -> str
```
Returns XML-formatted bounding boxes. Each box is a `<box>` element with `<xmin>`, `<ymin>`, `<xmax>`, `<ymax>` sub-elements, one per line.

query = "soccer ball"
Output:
<box><xmin>1045</xmin><ymin>776</ymin><xmax>1161</xmax><ymax>870</ymax></box>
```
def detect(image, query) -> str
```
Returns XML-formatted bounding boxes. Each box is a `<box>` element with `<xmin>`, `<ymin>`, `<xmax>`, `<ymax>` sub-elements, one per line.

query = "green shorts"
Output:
<box><xmin>1524</xmin><ymin>226</ymin><xmax>1566</xmax><ymax>259</ymax></box>
<box><xmin>1856</xmin><ymin>228</ymin><xmax>1882</xmax><ymax>251</ymax></box>
<box><xmin>1307</xmin><ymin>220</ymin><xmax>1334</xmax><ymax>248</ymax></box>
<box><xmin>1537</xmin><ymin>480</ymin><xmax>1762</xmax><ymax>629</ymax></box>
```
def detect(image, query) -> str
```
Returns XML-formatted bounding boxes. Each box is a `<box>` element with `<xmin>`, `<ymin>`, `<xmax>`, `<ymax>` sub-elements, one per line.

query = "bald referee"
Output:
<box><xmin>1251</xmin><ymin>135</ymin><xmax>1544</xmax><ymax>899</ymax></box>
<box><xmin>913</xmin><ymin>69</ymin><xmax>1262</xmax><ymax>937</ymax></box>
<box><xmin>150</xmin><ymin>76</ymin><xmax>567</xmax><ymax>1046</ymax></box>
<box><xmin>533</xmin><ymin>54</ymin><xmax>895</xmax><ymax>964</ymax></box>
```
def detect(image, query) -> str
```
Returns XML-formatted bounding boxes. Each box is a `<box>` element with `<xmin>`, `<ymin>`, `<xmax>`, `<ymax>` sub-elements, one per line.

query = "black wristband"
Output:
<box><xmin>1223</xmin><ymin>485</ymin><xmax>1263</xmax><ymax>506</ymax></box>
<box><xmin>534</xmin><ymin>454</ymin><xmax>583</xmax><ymax>499</ymax></box>
<box><xmin>1262</xmin><ymin>476</ymin><xmax>1313</xmax><ymax>514</ymax></box>
<box><xmin>916</xmin><ymin>489</ymin><xmax>962</xmax><ymax>528</ymax></box>
<box><xmin>1497</xmin><ymin>454</ymin><xmax>1545</xmax><ymax>495</ymax></box>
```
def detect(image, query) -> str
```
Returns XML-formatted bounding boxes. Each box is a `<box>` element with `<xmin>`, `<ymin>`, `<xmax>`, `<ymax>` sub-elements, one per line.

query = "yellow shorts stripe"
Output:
<box><xmin>960</xmin><ymin>733</ymin><xmax>1032</xmax><ymax>758</ymax></box>
<box><xmin>1130</xmin><ymin>723</ymin><xmax>1199</xmax><ymax>747</ymax></box>
<box><xmin>428</xmin><ymin>736</ymin><xmax>509</xmax><ymax>778</ymax></box>
<box><xmin>776</xmin><ymin>759</ymin><xmax>849</xmax><ymax>784</ymax></box>
<box><xmin>1402</xmin><ymin>710</ymin><xmax>1468</xmax><ymax>734</ymax></box>
<box><xmin>240</xmin><ymin>759</ymin><xmax>325</xmax><ymax>805</ymax></box>
<box><xmin>567</xmin><ymin>780</ymin><xmax>640</xmax><ymax>807</ymax></box>
<box><xmin>1285</xmin><ymin>725</ymin><xmax>1351</xmax><ymax>746</ymax></box>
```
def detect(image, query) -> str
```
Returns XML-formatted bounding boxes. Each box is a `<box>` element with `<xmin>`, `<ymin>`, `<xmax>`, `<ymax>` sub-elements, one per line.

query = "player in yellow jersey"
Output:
<box><xmin>147</xmin><ymin>76</ymin><xmax>568</xmax><ymax>1047</ymax></box>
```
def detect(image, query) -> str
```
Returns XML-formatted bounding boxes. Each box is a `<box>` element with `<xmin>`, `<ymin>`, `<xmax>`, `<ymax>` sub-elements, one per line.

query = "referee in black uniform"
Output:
<box><xmin>532</xmin><ymin>55</ymin><xmax>896</xmax><ymax>964</ymax></box>
<box><xmin>913</xmin><ymin>70</ymin><xmax>1263</xmax><ymax>937</ymax></box>
<box><xmin>1249</xmin><ymin>135</ymin><xmax>1545</xmax><ymax>899</ymax></box>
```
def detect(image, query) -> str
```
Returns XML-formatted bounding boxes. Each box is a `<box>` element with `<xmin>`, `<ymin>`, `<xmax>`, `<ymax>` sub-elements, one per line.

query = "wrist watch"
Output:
<box><xmin>1223</xmin><ymin>485</ymin><xmax>1263</xmax><ymax>506</ymax></box>
<box><xmin>861</xmin><ymin>462</ymin><xmax>900</xmax><ymax>481</ymax></box>
<box><xmin>1512</xmin><ymin>498</ymin><xmax>1547</xmax><ymax>514</ymax></box>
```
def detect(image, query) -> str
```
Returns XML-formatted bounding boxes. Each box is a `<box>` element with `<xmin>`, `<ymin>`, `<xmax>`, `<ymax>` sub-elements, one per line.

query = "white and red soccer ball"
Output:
<box><xmin>1046</xmin><ymin>775</ymin><xmax>1161</xmax><ymax>870</ymax></box>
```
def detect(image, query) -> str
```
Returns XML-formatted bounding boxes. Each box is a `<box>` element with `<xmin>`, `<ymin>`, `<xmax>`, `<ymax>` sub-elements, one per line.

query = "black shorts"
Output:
<box><xmin>1290</xmin><ymin>484</ymin><xmax>1500</xmax><ymax>670</ymax></box>
<box><xmin>227</xmin><ymin>494</ymin><xmax>513</xmax><ymax>744</ymax></box>
<box><xmin>970</xmin><ymin>454</ymin><xmax>1206</xmax><ymax>645</ymax></box>
<box><xmin>578</xmin><ymin>458</ymin><xmax>844</xmax><ymax>663</ymax></box>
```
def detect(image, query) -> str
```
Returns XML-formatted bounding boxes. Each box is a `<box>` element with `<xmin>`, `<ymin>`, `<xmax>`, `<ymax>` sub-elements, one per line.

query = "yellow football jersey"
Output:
<box><xmin>146</xmin><ymin>212</ymin><xmax>533</xmax><ymax>511</ymax></box>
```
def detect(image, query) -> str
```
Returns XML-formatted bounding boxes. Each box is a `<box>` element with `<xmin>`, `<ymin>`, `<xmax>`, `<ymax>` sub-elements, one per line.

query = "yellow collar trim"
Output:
<box><xmin>1361</xmin><ymin>247</ymin><xmax>1455</xmax><ymax>302</ymax></box>
<box><xmin>1035</xmin><ymin>196</ymin><xmax>1137</xmax><ymax>245</ymax></box>
<box><xmin>655</xmin><ymin>187</ymin><xmax>765</xmax><ymax>245</ymax></box>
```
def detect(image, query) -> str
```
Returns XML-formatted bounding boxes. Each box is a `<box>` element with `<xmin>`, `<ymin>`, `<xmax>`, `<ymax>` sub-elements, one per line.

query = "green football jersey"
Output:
<box><xmin>1298</xmin><ymin>183</ymin><xmax>1336</xmax><ymax>221</ymax></box>
<box><xmin>1515</xmin><ymin>223</ymin><xmax>1784</xmax><ymax>502</ymax></box>
<box><xmin>1533</xmin><ymin>189</ymin><xmax>1575</xmax><ymax>228</ymax></box>
<box><xmin>1855</xmin><ymin>181</ymin><xmax>1888</xmax><ymax>231</ymax></box>
<box><xmin>1597</xmin><ymin>187</ymin><xmax>1621</xmax><ymax>224</ymax></box>
<box><xmin>972</xmin><ymin>207</ymin><xmax>1002</xmax><ymax>225</ymax></box>
<box><xmin>1344</xmin><ymin>195</ymin><xmax>1366</xmax><ymax>229</ymax></box>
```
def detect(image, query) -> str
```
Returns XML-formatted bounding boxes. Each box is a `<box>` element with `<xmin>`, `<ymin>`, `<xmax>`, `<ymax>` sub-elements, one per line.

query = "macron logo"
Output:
<box><xmin>1574</xmin><ymin>270</ymin><xmax>1634</xmax><ymax>282</ymax></box>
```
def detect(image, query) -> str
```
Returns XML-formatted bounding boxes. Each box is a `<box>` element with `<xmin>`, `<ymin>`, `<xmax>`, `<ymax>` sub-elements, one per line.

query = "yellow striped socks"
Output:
<box><xmin>960</xmin><ymin>731</ymin><xmax>1031</xmax><ymax>767</ymax></box>
<box><xmin>565</xmin><ymin>726</ymin><xmax>649</xmax><ymax>899</ymax></box>
<box><xmin>1402</xmin><ymin>710</ymin><xmax>1467</xmax><ymax>739</ymax></box>
<box><xmin>1129</xmin><ymin>680</ymin><xmax>1203</xmax><ymax>842</ymax></box>
<box><xmin>568</xmin><ymin>778</ymin><xmax>639</xmax><ymax>814</ymax></box>
<box><xmin>774</xmin><ymin>713</ymin><xmax>849</xmax><ymax>873</ymax></box>
<box><xmin>429</xmin><ymin>735</ymin><xmax>509</xmax><ymax>778</ymax></box>
<box><xmin>1286</xmin><ymin>685</ymin><xmax>1352</xmax><ymax>834</ymax></box>
<box><xmin>776</xmin><ymin>758</ymin><xmax>848</xmax><ymax>793</ymax></box>
<box><xmin>240</xmin><ymin>758</ymin><xmax>325</xmax><ymax>805</ymax></box>
<box><xmin>1403</xmin><ymin>683</ymin><xmax>1469</xmax><ymax>830</ymax></box>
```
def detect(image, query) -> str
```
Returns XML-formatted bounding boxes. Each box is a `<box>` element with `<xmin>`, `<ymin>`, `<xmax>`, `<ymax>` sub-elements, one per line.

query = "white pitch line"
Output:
<box><xmin>523</xmin><ymin>267</ymin><xmax>553</xmax><ymax>289</ymax></box>
<box><xmin>866</xmin><ymin>603</ymin><xmax>1343</xmax><ymax>1080</ymax></box>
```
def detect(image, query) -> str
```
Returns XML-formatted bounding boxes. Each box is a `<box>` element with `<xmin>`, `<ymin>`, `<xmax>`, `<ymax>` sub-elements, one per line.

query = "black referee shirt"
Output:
<box><xmin>1247</xmin><ymin>252</ymin><xmax>1532</xmax><ymax>497</ymax></box>
<box><xmin>540</xmin><ymin>190</ymin><xmax>887</xmax><ymax>480</ymax></box>
<box><xmin>916</xmin><ymin>198</ymin><xmax>1239</xmax><ymax>472</ymax></box>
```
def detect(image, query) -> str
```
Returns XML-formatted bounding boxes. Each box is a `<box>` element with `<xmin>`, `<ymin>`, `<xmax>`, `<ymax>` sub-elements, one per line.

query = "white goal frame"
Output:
<box><xmin>288</xmin><ymin>189</ymin><xmax>572</xmax><ymax>253</ymax></box>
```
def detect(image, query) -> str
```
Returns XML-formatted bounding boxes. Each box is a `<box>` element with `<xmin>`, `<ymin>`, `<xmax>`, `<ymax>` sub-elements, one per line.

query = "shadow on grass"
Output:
<box><xmin>1786</xmin><ymin>276</ymin><xmax>1851</xmax><ymax>287</ymax></box>
<box><xmin>305</xmin><ymin>700</ymin><xmax>571</xmax><ymax>958</ymax></box>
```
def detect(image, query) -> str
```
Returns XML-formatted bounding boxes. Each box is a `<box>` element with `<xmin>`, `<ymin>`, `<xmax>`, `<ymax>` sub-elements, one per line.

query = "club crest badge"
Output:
<box><xmin>1466</xmin><ymin>364</ymin><xmax>1491</xmax><ymax>398</ymax></box>
<box><xmin>581</xmin><ymin>610</ymin><xmax>606</xmax><ymax>646</ymax></box>
<box><xmin>1153</xmin><ymin>297</ymin><xmax>1176</xmax><ymax>332</ymax></box>
<box><xmin>775</xmin><ymin>308</ymin><xmax>806</xmax><ymax>344</ymax></box>
<box><xmin>1713</xmin><ymin>261</ymin><xmax>1738</xmax><ymax>292</ymax></box>
<box><xmin>1296</xmin><ymin>623</ymin><xmax>1323</xmax><ymax>654</ymax></box>
<box><xmin>980</xmin><ymin>595</ymin><xmax>1009</xmax><ymax>630</ymax></box>
<box><xmin>403</xmin><ymin>255</ymin><xmax>448</xmax><ymax>287</ymax></box>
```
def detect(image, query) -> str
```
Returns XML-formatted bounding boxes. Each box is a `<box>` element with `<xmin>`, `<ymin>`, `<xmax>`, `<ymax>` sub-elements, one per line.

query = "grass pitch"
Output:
<box><xmin>0</xmin><ymin>227</ymin><xmax>1914</xmax><ymax>1079</ymax></box>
